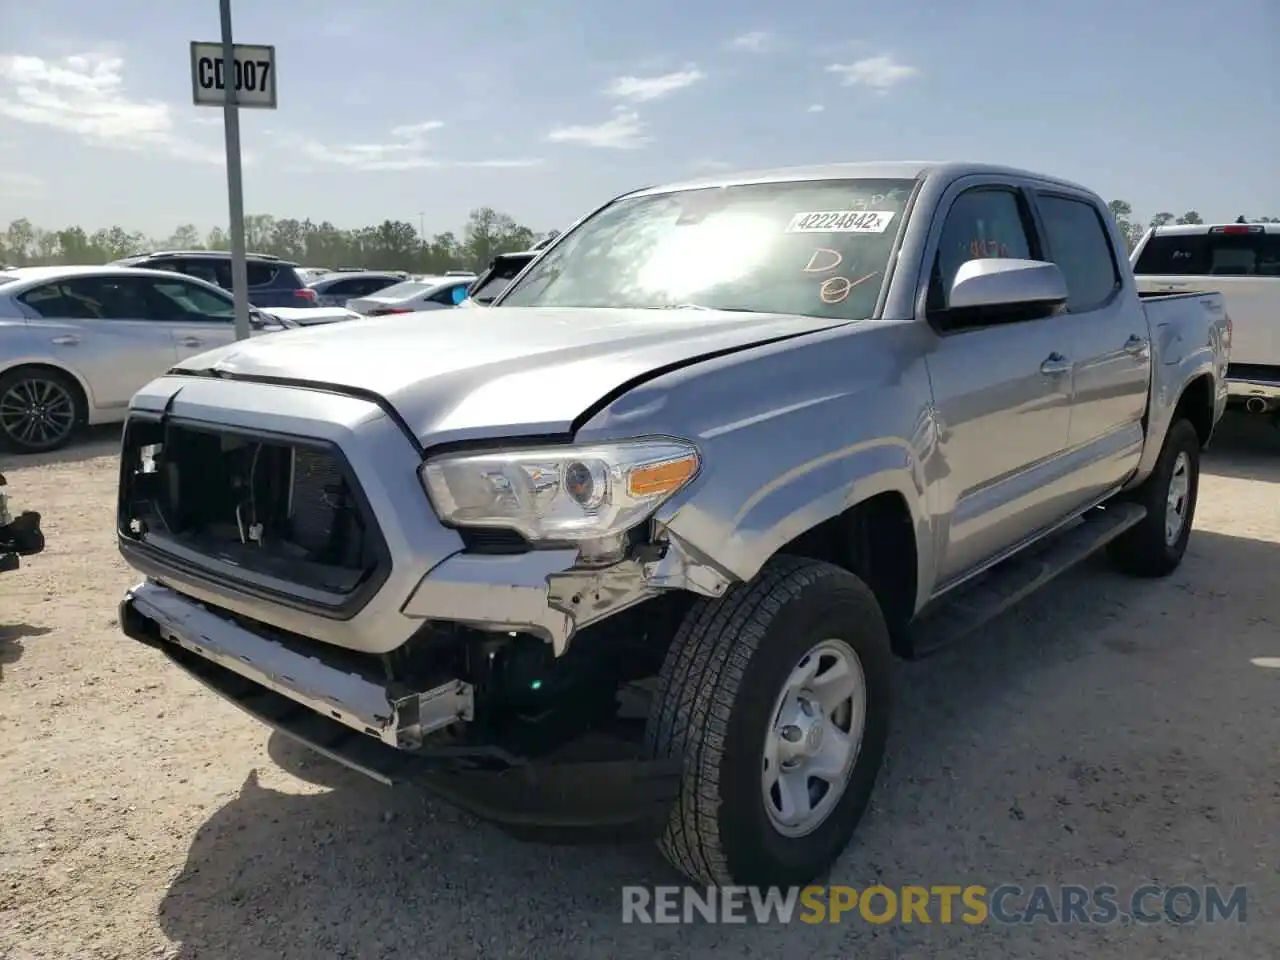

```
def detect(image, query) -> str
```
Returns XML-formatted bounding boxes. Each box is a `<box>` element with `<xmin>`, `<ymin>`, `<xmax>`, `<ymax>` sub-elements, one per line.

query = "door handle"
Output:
<box><xmin>1040</xmin><ymin>352</ymin><xmax>1071</xmax><ymax>376</ymax></box>
<box><xmin>179</xmin><ymin>336</ymin><xmax>205</xmax><ymax>347</ymax></box>
<box><xmin>1123</xmin><ymin>334</ymin><xmax>1149</xmax><ymax>356</ymax></box>
<box><xmin>50</xmin><ymin>335</ymin><xmax>80</xmax><ymax>346</ymax></box>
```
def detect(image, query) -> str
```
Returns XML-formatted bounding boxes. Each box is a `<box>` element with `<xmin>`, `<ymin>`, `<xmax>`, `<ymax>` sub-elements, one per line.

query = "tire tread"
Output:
<box><xmin>644</xmin><ymin>555</ymin><xmax>882</xmax><ymax>885</ymax></box>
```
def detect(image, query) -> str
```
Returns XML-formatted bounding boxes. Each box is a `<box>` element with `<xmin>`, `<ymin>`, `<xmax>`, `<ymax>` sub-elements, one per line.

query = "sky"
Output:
<box><xmin>0</xmin><ymin>0</ymin><xmax>1276</xmax><ymax>239</ymax></box>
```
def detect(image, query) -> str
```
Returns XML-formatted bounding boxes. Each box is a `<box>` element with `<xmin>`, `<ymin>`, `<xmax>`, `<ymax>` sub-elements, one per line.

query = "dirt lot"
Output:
<box><xmin>1</xmin><ymin>416</ymin><xmax>1277</xmax><ymax>960</ymax></box>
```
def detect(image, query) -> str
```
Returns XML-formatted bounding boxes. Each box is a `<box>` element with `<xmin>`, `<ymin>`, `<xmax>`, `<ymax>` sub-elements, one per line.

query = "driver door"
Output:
<box><xmin>136</xmin><ymin>276</ymin><xmax>240</xmax><ymax>360</ymax></box>
<box><xmin>921</xmin><ymin>182</ymin><xmax>1075</xmax><ymax>586</ymax></box>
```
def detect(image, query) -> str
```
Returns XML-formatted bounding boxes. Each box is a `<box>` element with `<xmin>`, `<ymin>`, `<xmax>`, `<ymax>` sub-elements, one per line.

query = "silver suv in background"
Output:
<box><xmin>306</xmin><ymin>271</ymin><xmax>405</xmax><ymax>307</ymax></box>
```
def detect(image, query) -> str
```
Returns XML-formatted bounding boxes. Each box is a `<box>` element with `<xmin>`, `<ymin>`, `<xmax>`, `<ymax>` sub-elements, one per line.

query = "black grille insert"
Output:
<box><xmin>118</xmin><ymin>417</ymin><xmax>390</xmax><ymax>614</ymax></box>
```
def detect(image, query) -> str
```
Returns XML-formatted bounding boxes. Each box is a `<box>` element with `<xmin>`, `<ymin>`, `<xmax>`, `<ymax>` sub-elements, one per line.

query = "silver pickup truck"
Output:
<box><xmin>115</xmin><ymin>161</ymin><xmax>1229</xmax><ymax>887</ymax></box>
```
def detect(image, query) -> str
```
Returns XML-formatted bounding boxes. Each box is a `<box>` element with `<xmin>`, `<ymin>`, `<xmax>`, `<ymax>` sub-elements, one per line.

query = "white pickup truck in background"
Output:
<box><xmin>1133</xmin><ymin>222</ymin><xmax>1280</xmax><ymax>418</ymax></box>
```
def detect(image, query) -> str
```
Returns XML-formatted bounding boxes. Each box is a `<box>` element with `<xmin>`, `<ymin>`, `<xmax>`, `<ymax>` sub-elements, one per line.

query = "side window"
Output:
<box><xmin>358</xmin><ymin>277</ymin><xmax>396</xmax><ymax>296</ymax></box>
<box><xmin>19</xmin><ymin>282</ymin><xmax>97</xmax><ymax>319</ymax></box>
<box><xmin>427</xmin><ymin>282</ymin><xmax>464</xmax><ymax>305</ymax></box>
<box><xmin>145</xmin><ymin>258</ymin><xmax>183</xmax><ymax>275</ymax></box>
<box><xmin>141</xmin><ymin>278</ymin><xmax>235</xmax><ymax>322</ymax></box>
<box><xmin>178</xmin><ymin>259</ymin><xmax>231</xmax><ymax>289</ymax></box>
<box><xmin>1037</xmin><ymin>195</ymin><xmax>1121</xmax><ymax>311</ymax></box>
<box><xmin>246</xmin><ymin>262</ymin><xmax>280</xmax><ymax>287</ymax></box>
<box><xmin>341</xmin><ymin>278</ymin><xmax>381</xmax><ymax>297</ymax></box>
<box><xmin>316</xmin><ymin>278</ymin><xmax>353</xmax><ymax>298</ymax></box>
<box><xmin>18</xmin><ymin>277</ymin><xmax>149</xmax><ymax>320</ymax></box>
<box><xmin>929</xmin><ymin>188</ymin><xmax>1035</xmax><ymax>311</ymax></box>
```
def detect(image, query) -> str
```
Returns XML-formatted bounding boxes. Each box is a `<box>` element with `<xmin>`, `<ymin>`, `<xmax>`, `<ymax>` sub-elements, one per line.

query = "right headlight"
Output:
<box><xmin>420</xmin><ymin>438</ymin><xmax>701</xmax><ymax>543</ymax></box>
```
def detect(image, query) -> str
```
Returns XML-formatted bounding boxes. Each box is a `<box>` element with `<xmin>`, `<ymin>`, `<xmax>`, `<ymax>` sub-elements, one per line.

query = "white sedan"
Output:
<box><xmin>0</xmin><ymin>265</ymin><xmax>294</xmax><ymax>453</ymax></box>
<box><xmin>345</xmin><ymin>276</ymin><xmax>474</xmax><ymax>316</ymax></box>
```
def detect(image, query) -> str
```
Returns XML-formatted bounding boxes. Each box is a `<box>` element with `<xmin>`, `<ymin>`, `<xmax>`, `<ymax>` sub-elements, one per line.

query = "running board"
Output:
<box><xmin>906</xmin><ymin>502</ymin><xmax>1147</xmax><ymax>658</ymax></box>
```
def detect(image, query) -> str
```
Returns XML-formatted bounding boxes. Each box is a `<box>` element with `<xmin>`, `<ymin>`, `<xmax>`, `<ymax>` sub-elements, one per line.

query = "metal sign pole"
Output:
<box><xmin>219</xmin><ymin>0</ymin><xmax>252</xmax><ymax>341</ymax></box>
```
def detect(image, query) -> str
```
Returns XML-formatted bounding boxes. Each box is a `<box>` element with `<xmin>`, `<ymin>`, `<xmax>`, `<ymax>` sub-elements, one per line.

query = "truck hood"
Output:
<box><xmin>171</xmin><ymin>306</ymin><xmax>845</xmax><ymax>447</ymax></box>
<box><xmin>262</xmin><ymin>305</ymin><xmax>361</xmax><ymax>326</ymax></box>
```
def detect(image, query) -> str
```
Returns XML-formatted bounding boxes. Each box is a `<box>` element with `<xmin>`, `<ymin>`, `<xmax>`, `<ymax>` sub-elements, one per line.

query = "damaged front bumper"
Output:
<box><xmin>119</xmin><ymin>581</ymin><xmax>684</xmax><ymax>831</ymax></box>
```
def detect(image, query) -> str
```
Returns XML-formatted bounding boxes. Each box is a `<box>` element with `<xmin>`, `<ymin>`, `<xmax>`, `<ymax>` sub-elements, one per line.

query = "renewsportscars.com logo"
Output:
<box><xmin>622</xmin><ymin>884</ymin><xmax>1249</xmax><ymax>925</ymax></box>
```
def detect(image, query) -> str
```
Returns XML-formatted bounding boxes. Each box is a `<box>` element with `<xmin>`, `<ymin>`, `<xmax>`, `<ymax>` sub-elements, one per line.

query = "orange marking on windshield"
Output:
<box><xmin>819</xmin><ymin>270</ymin><xmax>880</xmax><ymax>305</ymax></box>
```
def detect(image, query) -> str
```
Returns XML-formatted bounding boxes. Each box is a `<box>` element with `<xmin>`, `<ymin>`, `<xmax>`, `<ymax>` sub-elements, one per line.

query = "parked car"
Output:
<box><xmin>346</xmin><ymin>276</ymin><xmax>474</xmax><ymax>315</ymax></box>
<box><xmin>461</xmin><ymin>251</ymin><xmax>537</xmax><ymax>306</ymax></box>
<box><xmin>0</xmin><ymin>472</ymin><xmax>44</xmax><ymax>573</ymax></box>
<box><xmin>0</xmin><ymin>265</ymin><xmax>295</xmax><ymax>453</ymax></box>
<box><xmin>1132</xmin><ymin>221</ymin><xmax>1278</xmax><ymax>418</ymax></box>
<box><xmin>307</xmin><ymin>271</ymin><xmax>406</xmax><ymax>308</ymax></box>
<box><xmin>109</xmin><ymin>251</ymin><xmax>319</xmax><ymax>309</ymax></box>
<box><xmin>114</xmin><ymin>161</ymin><xmax>1226</xmax><ymax>888</ymax></box>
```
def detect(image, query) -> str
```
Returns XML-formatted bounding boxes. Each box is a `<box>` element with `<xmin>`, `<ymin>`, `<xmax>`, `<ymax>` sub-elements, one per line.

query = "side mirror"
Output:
<box><xmin>943</xmin><ymin>258</ymin><xmax>1067</xmax><ymax>325</ymax></box>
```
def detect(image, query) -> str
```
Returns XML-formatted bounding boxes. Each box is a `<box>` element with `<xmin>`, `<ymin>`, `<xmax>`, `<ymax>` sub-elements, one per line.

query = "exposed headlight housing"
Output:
<box><xmin>420</xmin><ymin>438</ymin><xmax>700</xmax><ymax>543</ymax></box>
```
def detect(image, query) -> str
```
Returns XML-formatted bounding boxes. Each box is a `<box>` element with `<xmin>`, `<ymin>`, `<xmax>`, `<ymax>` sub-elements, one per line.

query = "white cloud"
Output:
<box><xmin>726</xmin><ymin>31</ymin><xmax>771</xmax><ymax>53</ymax></box>
<box><xmin>826</xmin><ymin>55</ymin><xmax>918</xmax><ymax>92</ymax></box>
<box><xmin>0</xmin><ymin>52</ymin><xmax>221</xmax><ymax>162</ymax></box>
<box><xmin>690</xmin><ymin>159</ymin><xmax>733</xmax><ymax>172</ymax></box>
<box><xmin>546</xmin><ymin>109</ymin><xmax>648</xmax><ymax>149</ymax></box>
<box><xmin>806</xmin><ymin>103</ymin><xmax>825</xmax><ymax>113</ymax></box>
<box><xmin>0</xmin><ymin>168</ymin><xmax>43</xmax><ymax>191</ymax></box>
<box><xmin>603</xmin><ymin>68</ymin><xmax>705</xmax><ymax>103</ymax></box>
<box><xmin>300</xmin><ymin>121</ymin><xmax>540</xmax><ymax>170</ymax></box>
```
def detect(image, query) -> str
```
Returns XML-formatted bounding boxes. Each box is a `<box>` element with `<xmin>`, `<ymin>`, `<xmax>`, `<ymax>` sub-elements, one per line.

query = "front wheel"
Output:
<box><xmin>1107</xmin><ymin>418</ymin><xmax>1201</xmax><ymax>577</ymax></box>
<box><xmin>0</xmin><ymin>367</ymin><xmax>84</xmax><ymax>454</ymax></box>
<box><xmin>644</xmin><ymin>556</ymin><xmax>893</xmax><ymax>887</ymax></box>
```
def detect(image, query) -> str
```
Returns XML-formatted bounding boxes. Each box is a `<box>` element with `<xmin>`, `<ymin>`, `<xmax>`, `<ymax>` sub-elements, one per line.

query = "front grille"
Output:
<box><xmin>118</xmin><ymin>417</ymin><xmax>389</xmax><ymax>613</ymax></box>
<box><xmin>290</xmin><ymin>448</ymin><xmax>346</xmax><ymax>554</ymax></box>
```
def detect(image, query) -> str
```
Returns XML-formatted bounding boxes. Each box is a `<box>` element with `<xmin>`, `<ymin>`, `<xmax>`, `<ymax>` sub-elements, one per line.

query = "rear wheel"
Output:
<box><xmin>0</xmin><ymin>367</ymin><xmax>84</xmax><ymax>454</ymax></box>
<box><xmin>644</xmin><ymin>556</ymin><xmax>893</xmax><ymax>886</ymax></box>
<box><xmin>1108</xmin><ymin>418</ymin><xmax>1201</xmax><ymax>577</ymax></box>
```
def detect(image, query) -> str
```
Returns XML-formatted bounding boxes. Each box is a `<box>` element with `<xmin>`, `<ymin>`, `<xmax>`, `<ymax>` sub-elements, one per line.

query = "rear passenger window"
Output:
<box><xmin>246</xmin><ymin>262</ymin><xmax>280</xmax><ymax>287</ymax></box>
<box><xmin>930</xmin><ymin>189</ymin><xmax>1035</xmax><ymax>310</ymax></box>
<box><xmin>1037</xmin><ymin>195</ymin><xmax>1121</xmax><ymax>311</ymax></box>
<box><xmin>179</xmin><ymin>259</ymin><xmax>231</xmax><ymax>289</ymax></box>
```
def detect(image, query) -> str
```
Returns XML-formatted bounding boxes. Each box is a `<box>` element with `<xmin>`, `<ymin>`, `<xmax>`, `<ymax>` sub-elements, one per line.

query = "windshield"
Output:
<box><xmin>373</xmin><ymin>280</ymin><xmax>431</xmax><ymax>300</ymax></box>
<box><xmin>500</xmin><ymin>178</ymin><xmax>916</xmax><ymax>318</ymax></box>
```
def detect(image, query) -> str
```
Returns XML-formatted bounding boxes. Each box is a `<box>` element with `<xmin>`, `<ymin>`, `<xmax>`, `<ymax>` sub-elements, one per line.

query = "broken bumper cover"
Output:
<box><xmin>119</xmin><ymin>581</ymin><xmax>683</xmax><ymax>831</ymax></box>
<box><xmin>122</xmin><ymin>580</ymin><xmax>472</xmax><ymax>749</ymax></box>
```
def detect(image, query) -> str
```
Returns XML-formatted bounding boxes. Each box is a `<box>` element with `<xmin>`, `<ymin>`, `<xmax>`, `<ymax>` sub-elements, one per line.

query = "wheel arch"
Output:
<box><xmin>773</xmin><ymin>489</ymin><xmax>922</xmax><ymax>656</ymax></box>
<box><xmin>1171</xmin><ymin>372</ymin><xmax>1215</xmax><ymax>447</ymax></box>
<box><xmin>0</xmin><ymin>360</ymin><xmax>93</xmax><ymax>422</ymax></box>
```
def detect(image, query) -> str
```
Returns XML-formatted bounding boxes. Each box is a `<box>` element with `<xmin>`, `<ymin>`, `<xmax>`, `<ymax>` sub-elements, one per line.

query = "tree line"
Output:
<box><xmin>0</xmin><ymin>208</ymin><xmax>557</xmax><ymax>275</ymax></box>
<box><xmin>1</xmin><ymin>202</ymin><xmax>1274</xmax><ymax>272</ymax></box>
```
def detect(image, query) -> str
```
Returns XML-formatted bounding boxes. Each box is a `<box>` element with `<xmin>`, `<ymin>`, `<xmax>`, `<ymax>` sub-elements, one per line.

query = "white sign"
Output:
<box><xmin>783</xmin><ymin>210</ymin><xmax>895</xmax><ymax>234</ymax></box>
<box><xmin>190</xmin><ymin>42</ymin><xmax>277</xmax><ymax>109</ymax></box>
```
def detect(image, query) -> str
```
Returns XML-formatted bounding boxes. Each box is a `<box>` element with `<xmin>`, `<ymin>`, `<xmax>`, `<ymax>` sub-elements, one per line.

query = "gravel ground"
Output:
<box><xmin>1</xmin><ymin>414</ymin><xmax>1277</xmax><ymax>960</ymax></box>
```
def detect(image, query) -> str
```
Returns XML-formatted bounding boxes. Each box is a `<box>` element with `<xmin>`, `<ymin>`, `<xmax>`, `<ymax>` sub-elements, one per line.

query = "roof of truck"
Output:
<box><xmin>1150</xmin><ymin>223</ymin><xmax>1280</xmax><ymax>236</ymax></box>
<box><xmin>624</xmin><ymin>160</ymin><xmax>1096</xmax><ymax>199</ymax></box>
